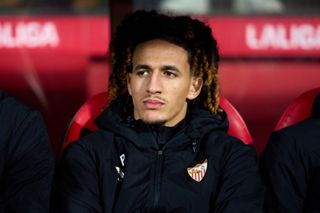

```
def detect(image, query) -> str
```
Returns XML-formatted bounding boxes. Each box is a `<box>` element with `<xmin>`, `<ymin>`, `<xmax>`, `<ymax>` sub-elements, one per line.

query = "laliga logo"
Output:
<box><xmin>246</xmin><ymin>23</ymin><xmax>320</xmax><ymax>50</ymax></box>
<box><xmin>0</xmin><ymin>21</ymin><xmax>59</xmax><ymax>48</ymax></box>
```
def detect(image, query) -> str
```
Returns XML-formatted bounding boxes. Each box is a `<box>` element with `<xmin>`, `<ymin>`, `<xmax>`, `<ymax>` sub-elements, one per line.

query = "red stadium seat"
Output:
<box><xmin>60</xmin><ymin>92</ymin><xmax>253</xmax><ymax>156</ymax></box>
<box><xmin>219</xmin><ymin>97</ymin><xmax>253</xmax><ymax>144</ymax></box>
<box><xmin>61</xmin><ymin>92</ymin><xmax>109</xmax><ymax>153</ymax></box>
<box><xmin>275</xmin><ymin>87</ymin><xmax>320</xmax><ymax>131</ymax></box>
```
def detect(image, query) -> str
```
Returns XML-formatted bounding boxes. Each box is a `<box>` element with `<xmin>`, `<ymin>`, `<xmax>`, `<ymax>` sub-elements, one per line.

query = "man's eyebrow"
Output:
<box><xmin>133</xmin><ymin>64</ymin><xmax>150</xmax><ymax>70</ymax></box>
<box><xmin>161</xmin><ymin>65</ymin><xmax>180</xmax><ymax>72</ymax></box>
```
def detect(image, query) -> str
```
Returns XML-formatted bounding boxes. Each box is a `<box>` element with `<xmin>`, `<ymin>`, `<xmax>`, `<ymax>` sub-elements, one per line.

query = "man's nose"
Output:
<box><xmin>146</xmin><ymin>72</ymin><xmax>162</xmax><ymax>94</ymax></box>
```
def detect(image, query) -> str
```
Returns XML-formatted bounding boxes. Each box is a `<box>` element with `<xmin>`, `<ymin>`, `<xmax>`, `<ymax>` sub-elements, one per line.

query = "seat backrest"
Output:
<box><xmin>61</xmin><ymin>92</ymin><xmax>109</xmax><ymax>152</ymax></box>
<box><xmin>61</xmin><ymin>92</ymin><xmax>253</xmax><ymax>155</ymax></box>
<box><xmin>219</xmin><ymin>97</ymin><xmax>253</xmax><ymax>144</ymax></box>
<box><xmin>275</xmin><ymin>87</ymin><xmax>320</xmax><ymax>131</ymax></box>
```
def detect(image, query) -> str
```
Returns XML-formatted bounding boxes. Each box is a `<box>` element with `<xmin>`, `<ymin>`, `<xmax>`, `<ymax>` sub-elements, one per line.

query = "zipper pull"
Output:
<box><xmin>192</xmin><ymin>139</ymin><xmax>198</xmax><ymax>153</ymax></box>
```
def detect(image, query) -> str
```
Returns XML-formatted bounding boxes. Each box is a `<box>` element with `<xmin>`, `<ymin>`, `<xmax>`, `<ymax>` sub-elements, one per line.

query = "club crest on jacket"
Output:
<box><xmin>187</xmin><ymin>159</ymin><xmax>208</xmax><ymax>182</ymax></box>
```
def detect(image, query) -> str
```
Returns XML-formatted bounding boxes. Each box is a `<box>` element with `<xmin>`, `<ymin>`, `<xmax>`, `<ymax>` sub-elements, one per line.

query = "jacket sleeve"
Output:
<box><xmin>213</xmin><ymin>142</ymin><xmax>264</xmax><ymax>213</ymax></box>
<box><xmin>4</xmin><ymin>110</ymin><xmax>54</xmax><ymax>213</ymax></box>
<box><xmin>260</xmin><ymin>131</ymin><xmax>307</xmax><ymax>213</ymax></box>
<box><xmin>52</xmin><ymin>140</ymin><xmax>102</xmax><ymax>213</ymax></box>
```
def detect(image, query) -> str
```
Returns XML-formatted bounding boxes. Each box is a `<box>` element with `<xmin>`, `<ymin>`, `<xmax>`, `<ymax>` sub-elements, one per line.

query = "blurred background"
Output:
<box><xmin>0</xmin><ymin>0</ymin><xmax>319</xmax><ymax>157</ymax></box>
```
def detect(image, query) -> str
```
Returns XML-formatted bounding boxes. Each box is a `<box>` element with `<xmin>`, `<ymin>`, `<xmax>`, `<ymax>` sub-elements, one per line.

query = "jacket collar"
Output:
<box><xmin>95</xmin><ymin>93</ymin><xmax>228</xmax><ymax>149</ymax></box>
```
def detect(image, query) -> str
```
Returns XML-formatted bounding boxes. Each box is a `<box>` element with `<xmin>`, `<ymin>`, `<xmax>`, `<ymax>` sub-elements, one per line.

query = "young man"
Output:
<box><xmin>260</xmin><ymin>93</ymin><xmax>320</xmax><ymax>212</ymax></box>
<box><xmin>53</xmin><ymin>10</ymin><xmax>263</xmax><ymax>212</ymax></box>
<box><xmin>0</xmin><ymin>91</ymin><xmax>54</xmax><ymax>213</ymax></box>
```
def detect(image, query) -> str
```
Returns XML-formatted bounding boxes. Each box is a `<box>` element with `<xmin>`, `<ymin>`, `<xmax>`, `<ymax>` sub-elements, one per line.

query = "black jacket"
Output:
<box><xmin>0</xmin><ymin>91</ymin><xmax>54</xmax><ymax>213</ymax></box>
<box><xmin>260</xmin><ymin>94</ymin><xmax>320</xmax><ymax>213</ymax></box>
<box><xmin>54</xmin><ymin>95</ymin><xmax>263</xmax><ymax>213</ymax></box>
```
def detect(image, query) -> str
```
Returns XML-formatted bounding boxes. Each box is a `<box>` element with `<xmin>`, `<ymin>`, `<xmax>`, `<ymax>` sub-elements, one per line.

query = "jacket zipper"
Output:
<box><xmin>153</xmin><ymin>149</ymin><xmax>163</xmax><ymax>209</ymax></box>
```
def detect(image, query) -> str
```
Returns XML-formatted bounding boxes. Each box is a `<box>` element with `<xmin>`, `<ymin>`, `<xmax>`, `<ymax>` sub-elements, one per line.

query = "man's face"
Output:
<box><xmin>127</xmin><ymin>39</ymin><xmax>202</xmax><ymax>127</ymax></box>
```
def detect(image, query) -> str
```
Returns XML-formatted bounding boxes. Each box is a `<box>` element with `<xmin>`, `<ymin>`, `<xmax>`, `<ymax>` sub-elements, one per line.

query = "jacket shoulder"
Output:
<box><xmin>264</xmin><ymin>118</ymin><xmax>320</xmax><ymax>160</ymax></box>
<box><xmin>0</xmin><ymin>91</ymin><xmax>34</xmax><ymax>116</ymax></box>
<box><xmin>63</xmin><ymin>130</ymin><xmax>116</xmax><ymax>162</ymax></box>
<box><xmin>205</xmin><ymin>130</ymin><xmax>256</xmax><ymax>154</ymax></box>
<box><xmin>0</xmin><ymin>92</ymin><xmax>47</xmax><ymax>149</ymax></box>
<box><xmin>0</xmin><ymin>91</ymin><xmax>41</xmax><ymax>129</ymax></box>
<box><xmin>202</xmin><ymin>131</ymin><xmax>258</xmax><ymax>170</ymax></box>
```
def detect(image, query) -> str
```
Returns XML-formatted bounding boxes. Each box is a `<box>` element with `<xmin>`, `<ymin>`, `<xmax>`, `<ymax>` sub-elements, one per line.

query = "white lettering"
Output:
<box><xmin>293</xmin><ymin>24</ymin><xmax>318</xmax><ymax>50</ymax></box>
<box><xmin>41</xmin><ymin>22</ymin><xmax>59</xmax><ymax>47</ymax></box>
<box><xmin>246</xmin><ymin>24</ymin><xmax>260</xmax><ymax>49</ymax></box>
<box><xmin>0</xmin><ymin>21</ymin><xmax>60</xmax><ymax>48</ymax></box>
<box><xmin>246</xmin><ymin>23</ymin><xmax>320</xmax><ymax>50</ymax></box>
<box><xmin>0</xmin><ymin>23</ymin><xmax>15</xmax><ymax>48</ymax></box>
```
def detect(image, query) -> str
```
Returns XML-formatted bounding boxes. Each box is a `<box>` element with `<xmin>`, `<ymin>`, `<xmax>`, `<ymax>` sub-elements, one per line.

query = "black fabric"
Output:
<box><xmin>145</xmin><ymin>117</ymin><xmax>187</xmax><ymax>149</ymax></box>
<box><xmin>260</xmin><ymin>118</ymin><xmax>320</xmax><ymax>212</ymax></box>
<box><xmin>53</xmin><ymin>93</ymin><xmax>263</xmax><ymax>213</ymax></box>
<box><xmin>0</xmin><ymin>91</ymin><xmax>54</xmax><ymax>213</ymax></box>
<box><xmin>311</xmin><ymin>93</ymin><xmax>320</xmax><ymax>119</ymax></box>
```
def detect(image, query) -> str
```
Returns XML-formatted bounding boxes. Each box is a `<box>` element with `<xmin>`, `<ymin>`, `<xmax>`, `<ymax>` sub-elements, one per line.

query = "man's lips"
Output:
<box><xmin>143</xmin><ymin>100</ymin><xmax>165</xmax><ymax>109</ymax></box>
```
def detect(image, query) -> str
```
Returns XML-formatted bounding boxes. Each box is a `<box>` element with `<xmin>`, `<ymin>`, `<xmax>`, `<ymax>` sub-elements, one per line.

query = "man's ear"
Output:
<box><xmin>187</xmin><ymin>77</ymin><xmax>203</xmax><ymax>100</ymax></box>
<box><xmin>127</xmin><ymin>73</ymin><xmax>132</xmax><ymax>95</ymax></box>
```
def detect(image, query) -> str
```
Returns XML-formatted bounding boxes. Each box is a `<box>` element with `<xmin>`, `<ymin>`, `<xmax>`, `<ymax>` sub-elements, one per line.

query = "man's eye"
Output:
<box><xmin>136</xmin><ymin>70</ymin><xmax>149</xmax><ymax>77</ymax></box>
<box><xmin>163</xmin><ymin>71</ymin><xmax>177</xmax><ymax>78</ymax></box>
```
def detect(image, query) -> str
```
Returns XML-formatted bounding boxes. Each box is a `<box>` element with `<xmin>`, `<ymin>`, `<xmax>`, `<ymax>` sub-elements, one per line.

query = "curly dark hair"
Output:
<box><xmin>108</xmin><ymin>10</ymin><xmax>221</xmax><ymax>116</ymax></box>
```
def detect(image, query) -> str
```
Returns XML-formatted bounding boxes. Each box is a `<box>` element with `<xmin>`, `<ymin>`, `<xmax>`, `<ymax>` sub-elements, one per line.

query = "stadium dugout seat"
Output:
<box><xmin>275</xmin><ymin>87</ymin><xmax>320</xmax><ymax>131</ymax></box>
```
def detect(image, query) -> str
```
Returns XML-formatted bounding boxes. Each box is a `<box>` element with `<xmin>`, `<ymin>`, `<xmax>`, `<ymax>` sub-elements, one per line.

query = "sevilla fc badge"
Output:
<box><xmin>187</xmin><ymin>159</ymin><xmax>208</xmax><ymax>182</ymax></box>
